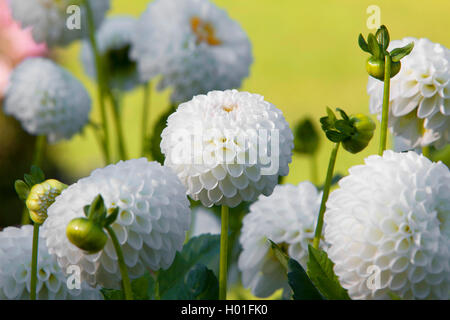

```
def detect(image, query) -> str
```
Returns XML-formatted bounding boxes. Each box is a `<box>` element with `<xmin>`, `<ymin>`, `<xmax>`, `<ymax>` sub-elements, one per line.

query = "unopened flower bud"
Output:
<box><xmin>366</xmin><ymin>56</ymin><xmax>401</xmax><ymax>81</ymax></box>
<box><xmin>342</xmin><ymin>114</ymin><xmax>376</xmax><ymax>154</ymax></box>
<box><xmin>26</xmin><ymin>179</ymin><xmax>67</xmax><ymax>224</ymax></box>
<box><xmin>66</xmin><ymin>218</ymin><xmax>108</xmax><ymax>254</ymax></box>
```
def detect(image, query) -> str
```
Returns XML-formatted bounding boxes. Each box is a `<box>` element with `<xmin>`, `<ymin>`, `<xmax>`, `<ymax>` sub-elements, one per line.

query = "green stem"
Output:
<box><xmin>106</xmin><ymin>226</ymin><xmax>133</xmax><ymax>300</ymax></box>
<box><xmin>30</xmin><ymin>223</ymin><xmax>40</xmax><ymax>300</ymax></box>
<box><xmin>310</xmin><ymin>153</ymin><xmax>319</xmax><ymax>186</ymax></box>
<box><xmin>109</xmin><ymin>91</ymin><xmax>127</xmax><ymax>160</ymax></box>
<box><xmin>378</xmin><ymin>54</ymin><xmax>392</xmax><ymax>156</ymax></box>
<box><xmin>313</xmin><ymin>142</ymin><xmax>340</xmax><ymax>249</ymax></box>
<box><xmin>84</xmin><ymin>0</ymin><xmax>110</xmax><ymax>164</ymax></box>
<box><xmin>141</xmin><ymin>83</ymin><xmax>151</xmax><ymax>157</ymax></box>
<box><xmin>21</xmin><ymin>136</ymin><xmax>46</xmax><ymax>225</ymax></box>
<box><xmin>219</xmin><ymin>205</ymin><xmax>229</xmax><ymax>300</ymax></box>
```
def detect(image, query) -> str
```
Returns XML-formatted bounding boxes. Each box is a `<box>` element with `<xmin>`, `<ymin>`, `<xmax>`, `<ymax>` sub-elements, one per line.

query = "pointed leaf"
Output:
<box><xmin>269</xmin><ymin>240</ymin><xmax>289</xmax><ymax>270</ymax></box>
<box><xmin>335</xmin><ymin>108</ymin><xmax>349</xmax><ymax>121</ymax></box>
<box><xmin>103</xmin><ymin>207</ymin><xmax>119</xmax><ymax>227</ymax></box>
<box><xmin>88</xmin><ymin>194</ymin><xmax>106</xmax><ymax>223</ymax></box>
<box><xmin>307</xmin><ymin>245</ymin><xmax>351</xmax><ymax>300</ymax></box>
<box><xmin>390</xmin><ymin>42</ymin><xmax>414</xmax><ymax>62</ymax></box>
<box><xmin>23</xmin><ymin>174</ymin><xmax>35</xmax><ymax>188</ymax></box>
<box><xmin>288</xmin><ymin>259</ymin><xmax>324</xmax><ymax>300</ymax></box>
<box><xmin>334</xmin><ymin>120</ymin><xmax>354</xmax><ymax>136</ymax></box>
<box><xmin>15</xmin><ymin>180</ymin><xmax>30</xmax><ymax>201</ymax></box>
<box><xmin>30</xmin><ymin>165</ymin><xmax>45</xmax><ymax>184</ymax></box>
<box><xmin>83</xmin><ymin>205</ymin><xmax>90</xmax><ymax>217</ymax></box>
<box><xmin>367</xmin><ymin>33</ymin><xmax>382</xmax><ymax>59</ymax></box>
<box><xmin>325</xmin><ymin>130</ymin><xmax>345</xmax><ymax>142</ymax></box>
<box><xmin>375</xmin><ymin>25</ymin><xmax>390</xmax><ymax>51</ymax></box>
<box><xmin>358</xmin><ymin>34</ymin><xmax>370</xmax><ymax>53</ymax></box>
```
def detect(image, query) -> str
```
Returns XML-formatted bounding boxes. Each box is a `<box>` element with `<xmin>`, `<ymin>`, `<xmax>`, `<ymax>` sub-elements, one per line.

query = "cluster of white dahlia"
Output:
<box><xmin>9</xmin><ymin>0</ymin><xmax>110</xmax><ymax>47</ymax></box>
<box><xmin>81</xmin><ymin>16</ymin><xmax>139</xmax><ymax>91</ymax></box>
<box><xmin>0</xmin><ymin>226</ymin><xmax>101</xmax><ymax>300</ymax></box>
<box><xmin>3</xmin><ymin>58</ymin><xmax>91</xmax><ymax>143</ymax></box>
<box><xmin>368</xmin><ymin>38</ymin><xmax>450</xmax><ymax>150</ymax></box>
<box><xmin>131</xmin><ymin>0</ymin><xmax>253</xmax><ymax>103</ymax></box>
<box><xmin>238</xmin><ymin>182</ymin><xmax>323</xmax><ymax>297</ymax></box>
<box><xmin>161</xmin><ymin>90</ymin><xmax>294</xmax><ymax>208</ymax></box>
<box><xmin>41</xmin><ymin>158</ymin><xmax>191</xmax><ymax>289</ymax></box>
<box><xmin>325</xmin><ymin>151</ymin><xmax>449</xmax><ymax>300</ymax></box>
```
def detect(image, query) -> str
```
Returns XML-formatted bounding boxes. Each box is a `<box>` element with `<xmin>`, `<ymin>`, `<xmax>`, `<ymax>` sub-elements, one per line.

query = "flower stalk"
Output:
<box><xmin>378</xmin><ymin>54</ymin><xmax>391</xmax><ymax>155</ymax></box>
<box><xmin>109</xmin><ymin>90</ymin><xmax>127</xmax><ymax>160</ymax></box>
<box><xmin>313</xmin><ymin>142</ymin><xmax>340</xmax><ymax>249</ymax></box>
<box><xmin>141</xmin><ymin>83</ymin><xmax>151</xmax><ymax>157</ymax></box>
<box><xmin>219</xmin><ymin>205</ymin><xmax>229</xmax><ymax>300</ymax></box>
<box><xmin>30</xmin><ymin>223</ymin><xmax>40</xmax><ymax>300</ymax></box>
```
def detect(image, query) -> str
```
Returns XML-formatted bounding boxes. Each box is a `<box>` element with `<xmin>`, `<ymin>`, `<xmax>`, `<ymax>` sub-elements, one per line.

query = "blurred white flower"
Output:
<box><xmin>190</xmin><ymin>206</ymin><xmax>220</xmax><ymax>237</ymax></box>
<box><xmin>81</xmin><ymin>16</ymin><xmax>139</xmax><ymax>91</ymax></box>
<box><xmin>325</xmin><ymin>151</ymin><xmax>449</xmax><ymax>300</ymax></box>
<box><xmin>131</xmin><ymin>0</ymin><xmax>252</xmax><ymax>103</ymax></box>
<box><xmin>0</xmin><ymin>225</ymin><xmax>101</xmax><ymax>300</ymax></box>
<box><xmin>42</xmin><ymin>158</ymin><xmax>191</xmax><ymax>289</ymax></box>
<box><xmin>238</xmin><ymin>182</ymin><xmax>322</xmax><ymax>297</ymax></box>
<box><xmin>161</xmin><ymin>90</ymin><xmax>294</xmax><ymax>208</ymax></box>
<box><xmin>368</xmin><ymin>38</ymin><xmax>450</xmax><ymax>150</ymax></box>
<box><xmin>3</xmin><ymin>58</ymin><xmax>91</xmax><ymax>143</ymax></box>
<box><xmin>9</xmin><ymin>0</ymin><xmax>110</xmax><ymax>47</ymax></box>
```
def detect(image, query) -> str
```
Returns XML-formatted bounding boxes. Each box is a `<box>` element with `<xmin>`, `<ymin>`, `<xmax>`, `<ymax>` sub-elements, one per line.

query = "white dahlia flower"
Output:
<box><xmin>0</xmin><ymin>225</ymin><xmax>101</xmax><ymax>300</ymax></box>
<box><xmin>81</xmin><ymin>16</ymin><xmax>139</xmax><ymax>91</ymax></box>
<box><xmin>41</xmin><ymin>158</ymin><xmax>191</xmax><ymax>289</ymax></box>
<box><xmin>9</xmin><ymin>0</ymin><xmax>110</xmax><ymax>47</ymax></box>
<box><xmin>130</xmin><ymin>0</ymin><xmax>252</xmax><ymax>103</ymax></box>
<box><xmin>238</xmin><ymin>182</ymin><xmax>322</xmax><ymax>297</ymax></box>
<box><xmin>368</xmin><ymin>38</ymin><xmax>450</xmax><ymax>150</ymax></box>
<box><xmin>161</xmin><ymin>90</ymin><xmax>294</xmax><ymax>208</ymax></box>
<box><xmin>3</xmin><ymin>58</ymin><xmax>91</xmax><ymax>143</ymax></box>
<box><xmin>325</xmin><ymin>151</ymin><xmax>450</xmax><ymax>300</ymax></box>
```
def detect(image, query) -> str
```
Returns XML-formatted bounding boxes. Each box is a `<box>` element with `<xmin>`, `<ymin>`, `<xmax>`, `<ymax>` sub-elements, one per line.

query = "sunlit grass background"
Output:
<box><xmin>49</xmin><ymin>0</ymin><xmax>450</xmax><ymax>185</ymax></box>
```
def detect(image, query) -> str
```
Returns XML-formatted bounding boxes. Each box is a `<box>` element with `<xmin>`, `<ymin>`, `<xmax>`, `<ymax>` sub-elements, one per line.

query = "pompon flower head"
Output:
<box><xmin>324</xmin><ymin>151</ymin><xmax>450</xmax><ymax>300</ymax></box>
<box><xmin>161</xmin><ymin>90</ymin><xmax>294</xmax><ymax>208</ymax></box>
<box><xmin>81</xmin><ymin>16</ymin><xmax>139</xmax><ymax>91</ymax></box>
<box><xmin>367</xmin><ymin>38</ymin><xmax>450</xmax><ymax>150</ymax></box>
<box><xmin>0</xmin><ymin>226</ymin><xmax>101</xmax><ymax>300</ymax></box>
<box><xmin>131</xmin><ymin>0</ymin><xmax>253</xmax><ymax>103</ymax></box>
<box><xmin>41</xmin><ymin>159</ymin><xmax>191</xmax><ymax>289</ymax></box>
<box><xmin>3</xmin><ymin>58</ymin><xmax>91</xmax><ymax>143</ymax></box>
<box><xmin>8</xmin><ymin>0</ymin><xmax>110</xmax><ymax>47</ymax></box>
<box><xmin>238</xmin><ymin>182</ymin><xmax>322</xmax><ymax>297</ymax></box>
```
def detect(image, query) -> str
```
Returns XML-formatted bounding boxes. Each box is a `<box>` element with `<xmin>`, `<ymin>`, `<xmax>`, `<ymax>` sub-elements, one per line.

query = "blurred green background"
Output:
<box><xmin>1</xmin><ymin>0</ymin><xmax>450</xmax><ymax>223</ymax></box>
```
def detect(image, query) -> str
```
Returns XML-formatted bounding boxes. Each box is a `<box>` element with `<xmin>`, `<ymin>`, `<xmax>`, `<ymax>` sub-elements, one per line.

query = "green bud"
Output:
<box><xmin>366</xmin><ymin>56</ymin><xmax>401</xmax><ymax>81</ymax></box>
<box><xmin>342</xmin><ymin>114</ymin><xmax>376</xmax><ymax>154</ymax></box>
<box><xmin>66</xmin><ymin>217</ymin><xmax>108</xmax><ymax>254</ymax></box>
<box><xmin>294</xmin><ymin>118</ymin><xmax>320</xmax><ymax>155</ymax></box>
<box><xmin>26</xmin><ymin>179</ymin><xmax>67</xmax><ymax>224</ymax></box>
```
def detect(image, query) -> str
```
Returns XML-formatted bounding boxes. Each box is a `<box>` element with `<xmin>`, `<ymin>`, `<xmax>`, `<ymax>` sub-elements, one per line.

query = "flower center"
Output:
<box><xmin>222</xmin><ymin>104</ymin><xmax>237</xmax><ymax>112</ymax></box>
<box><xmin>190</xmin><ymin>17</ymin><xmax>221</xmax><ymax>46</ymax></box>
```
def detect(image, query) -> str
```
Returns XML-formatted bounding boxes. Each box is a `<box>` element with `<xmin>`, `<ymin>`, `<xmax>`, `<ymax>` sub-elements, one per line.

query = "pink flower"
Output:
<box><xmin>0</xmin><ymin>0</ymin><xmax>47</xmax><ymax>98</ymax></box>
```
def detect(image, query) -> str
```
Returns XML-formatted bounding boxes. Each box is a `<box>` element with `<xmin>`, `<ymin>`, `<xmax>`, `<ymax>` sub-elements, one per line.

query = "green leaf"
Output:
<box><xmin>307</xmin><ymin>245</ymin><xmax>350</xmax><ymax>300</ymax></box>
<box><xmin>185</xmin><ymin>264</ymin><xmax>219</xmax><ymax>300</ymax></box>
<box><xmin>23</xmin><ymin>174</ymin><xmax>35</xmax><ymax>188</ymax></box>
<box><xmin>325</xmin><ymin>130</ymin><xmax>345</xmax><ymax>142</ymax></box>
<box><xmin>335</xmin><ymin>108</ymin><xmax>349</xmax><ymax>121</ymax></box>
<box><xmin>158</xmin><ymin>234</ymin><xmax>220</xmax><ymax>299</ymax></box>
<box><xmin>30</xmin><ymin>165</ymin><xmax>45</xmax><ymax>184</ymax></box>
<box><xmin>14</xmin><ymin>180</ymin><xmax>30</xmax><ymax>201</ymax></box>
<box><xmin>288</xmin><ymin>259</ymin><xmax>324</xmax><ymax>300</ymax></box>
<box><xmin>390</xmin><ymin>42</ymin><xmax>414</xmax><ymax>62</ymax></box>
<box><xmin>83</xmin><ymin>205</ymin><xmax>90</xmax><ymax>217</ymax></box>
<box><xmin>375</xmin><ymin>25</ymin><xmax>390</xmax><ymax>52</ymax></box>
<box><xmin>367</xmin><ymin>33</ymin><xmax>382</xmax><ymax>59</ymax></box>
<box><xmin>334</xmin><ymin>120</ymin><xmax>354</xmax><ymax>136</ymax></box>
<box><xmin>269</xmin><ymin>240</ymin><xmax>289</xmax><ymax>270</ymax></box>
<box><xmin>358</xmin><ymin>34</ymin><xmax>370</xmax><ymax>53</ymax></box>
<box><xmin>318</xmin><ymin>174</ymin><xmax>343</xmax><ymax>191</ymax></box>
<box><xmin>88</xmin><ymin>194</ymin><xmax>106</xmax><ymax>223</ymax></box>
<box><xmin>101</xmin><ymin>272</ymin><xmax>156</xmax><ymax>300</ymax></box>
<box><xmin>103</xmin><ymin>207</ymin><xmax>119</xmax><ymax>227</ymax></box>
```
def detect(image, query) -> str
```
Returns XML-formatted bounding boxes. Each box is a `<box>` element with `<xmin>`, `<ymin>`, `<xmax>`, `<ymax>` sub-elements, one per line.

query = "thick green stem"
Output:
<box><xmin>30</xmin><ymin>223</ymin><xmax>40</xmax><ymax>300</ymax></box>
<box><xmin>21</xmin><ymin>136</ymin><xmax>46</xmax><ymax>225</ymax></box>
<box><xmin>84</xmin><ymin>0</ymin><xmax>110</xmax><ymax>164</ymax></box>
<box><xmin>106</xmin><ymin>226</ymin><xmax>133</xmax><ymax>300</ymax></box>
<box><xmin>219</xmin><ymin>205</ymin><xmax>229</xmax><ymax>300</ymax></box>
<box><xmin>313</xmin><ymin>143</ymin><xmax>340</xmax><ymax>249</ymax></box>
<box><xmin>109</xmin><ymin>91</ymin><xmax>127</xmax><ymax>160</ymax></box>
<box><xmin>378</xmin><ymin>54</ymin><xmax>392</xmax><ymax>155</ymax></box>
<box><xmin>141</xmin><ymin>83</ymin><xmax>151</xmax><ymax>157</ymax></box>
